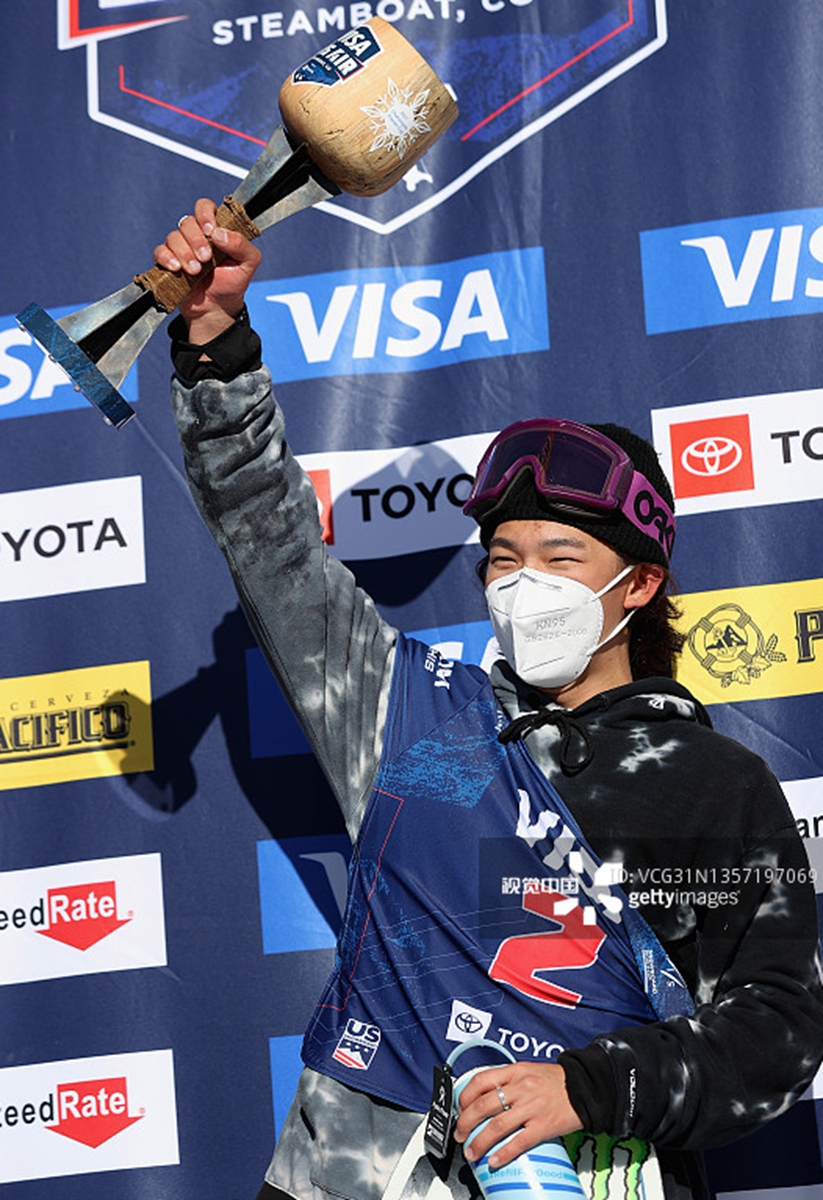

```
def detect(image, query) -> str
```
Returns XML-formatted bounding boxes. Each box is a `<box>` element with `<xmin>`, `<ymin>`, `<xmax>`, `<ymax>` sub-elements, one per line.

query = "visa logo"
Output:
<box><xmin>0</xmin><ymin>307</ymin><xmax>138</xmax><ymax>421</ymax></box>
<box><xmin>640</xmin><ymin>207</ymin><xmax>823</xmax><ymax>334</ymax></box>
<box><xmin>246</xmin><ymin>249</ymin><xmax>550</xmax><ymax>382</ymax></box>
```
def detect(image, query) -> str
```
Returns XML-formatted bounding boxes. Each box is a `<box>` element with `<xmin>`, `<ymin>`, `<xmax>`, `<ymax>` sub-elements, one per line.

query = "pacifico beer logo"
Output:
<box><xmin>686</xmin><ymin>602</ymin><xmax>786</xmax><ymax>688</ymax></box>
<box><xmin>675</xmin><ymin>577</ymin><xmax>823</xmax><ymax>706</ymax></box>
<box><xmin>0</xmin><ymin>1050</ymin><xmax>179</xmax><ymax>1184</ymax></box>
<box><xmin>0</xmin><ymin>854</ymin><xmax>167</xmax><ymax>987</ymax></box>
<box><xmin>0</xmin><ymin>661</ymin><xmax>153</xmax><ymax>791</ymax></box>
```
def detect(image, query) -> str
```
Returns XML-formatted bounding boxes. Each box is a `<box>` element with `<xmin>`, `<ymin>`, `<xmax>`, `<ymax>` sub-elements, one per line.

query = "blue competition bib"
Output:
<box><xmin>303</xmin><ymin>636</ymin><xmax>691</xmax><ymax>1111</ymax></box>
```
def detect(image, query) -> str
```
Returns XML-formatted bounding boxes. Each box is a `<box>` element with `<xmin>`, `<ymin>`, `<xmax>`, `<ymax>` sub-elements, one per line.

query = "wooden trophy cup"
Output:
<box><xmin>17</xmin><ymin>17</ymin><xmax>457</xmax><ymax>428</ymax></box>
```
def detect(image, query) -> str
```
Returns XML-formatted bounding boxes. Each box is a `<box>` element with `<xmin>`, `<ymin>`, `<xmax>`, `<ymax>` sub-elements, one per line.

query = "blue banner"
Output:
<box><xmin>1</xmin><ymin>2</ymin><xmax>821</xmax><ymax>1198</ymax></box>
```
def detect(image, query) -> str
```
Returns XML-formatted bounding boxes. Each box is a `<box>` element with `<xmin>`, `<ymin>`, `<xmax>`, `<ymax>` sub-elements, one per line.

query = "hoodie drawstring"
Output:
<box><xmin>498</xmin><ymin>706</ymin><xmax>594</xmax><ymax>775</ymax></box>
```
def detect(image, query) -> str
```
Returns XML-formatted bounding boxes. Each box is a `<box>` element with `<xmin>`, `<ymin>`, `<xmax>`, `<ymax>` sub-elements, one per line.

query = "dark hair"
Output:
<box><xmin>625</xmin><ymin>567</ymin><xmax>685</xmax><ymax>679</ymax></box>
<box><xmin>474</xmin><ymin>555</ymin><xmax>686</xmax><ymax>680</ymax></box>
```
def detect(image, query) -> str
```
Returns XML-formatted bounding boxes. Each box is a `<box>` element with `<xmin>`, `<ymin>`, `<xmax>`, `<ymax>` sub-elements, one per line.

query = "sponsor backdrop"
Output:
<box><xmin>2</xmin><ymin>1</ymin><xmax>823</xmax><ymax>1197</ymax></box>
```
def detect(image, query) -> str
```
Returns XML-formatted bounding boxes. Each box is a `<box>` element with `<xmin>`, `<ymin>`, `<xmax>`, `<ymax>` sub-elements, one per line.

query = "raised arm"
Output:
<box><xmin>157</xmin><ymin>201</ymin><xmax>398</xmax><ymax>835</ymax></box>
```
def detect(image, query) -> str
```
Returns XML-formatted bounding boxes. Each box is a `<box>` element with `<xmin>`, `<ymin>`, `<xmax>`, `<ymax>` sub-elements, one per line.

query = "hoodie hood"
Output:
<box><xmin>490</xmin><ymin>662</ymin><xmax>712</xmax><ymax>776</ymax></box>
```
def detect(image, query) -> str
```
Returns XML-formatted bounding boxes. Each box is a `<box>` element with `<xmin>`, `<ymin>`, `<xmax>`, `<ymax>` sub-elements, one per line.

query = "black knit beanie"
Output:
<box><xmin>476</xmin><ymin>423</ymin><xmax>675</xmax><ymax>567</ymax></box>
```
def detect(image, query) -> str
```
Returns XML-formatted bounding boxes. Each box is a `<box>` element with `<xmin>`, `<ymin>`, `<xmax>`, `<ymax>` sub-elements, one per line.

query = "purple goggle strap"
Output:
<box><xmin>623</xmin><ymin>469</ymin><xmax>676</xmax><ymax>562</ymax></box>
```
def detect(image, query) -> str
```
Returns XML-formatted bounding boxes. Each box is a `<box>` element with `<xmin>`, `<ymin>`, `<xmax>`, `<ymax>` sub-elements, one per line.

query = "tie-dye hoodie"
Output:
<box><xmin>169</xmin><ymin>352</ymin><xmax>823</xmax><ymax>1200</ymax></box>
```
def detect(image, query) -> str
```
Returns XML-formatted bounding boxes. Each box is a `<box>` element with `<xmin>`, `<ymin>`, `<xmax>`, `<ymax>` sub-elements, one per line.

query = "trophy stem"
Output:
<box><xmin>134</xmin><ymin>134</ymin><xmax>339</xmax><ymax>313</ymax></box>
<box><xmin>15</xmin><ymin>17</ymin><xmax>458</xmax><ymax>430</ymax></box>
<box><xmin>75</xmin><ymin>286</ymin><xmax>156</xmax><ymax>365</ymax></box>
<box><xmin>235</xmin><ymin>130</ymin><xmax>340</xmax><ymax>232</ymax></box>
<box><xmin>14</xmin><ymin>136</ymin><xmax>338</xmax><ymax>431</ymax></box>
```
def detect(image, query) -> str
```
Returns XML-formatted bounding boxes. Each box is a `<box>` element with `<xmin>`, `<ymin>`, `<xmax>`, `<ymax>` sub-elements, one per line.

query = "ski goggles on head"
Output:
<box><xmin>463</xmin><ymin>418</ymin><xmax>676</xmax><ymax>562</ymax></box>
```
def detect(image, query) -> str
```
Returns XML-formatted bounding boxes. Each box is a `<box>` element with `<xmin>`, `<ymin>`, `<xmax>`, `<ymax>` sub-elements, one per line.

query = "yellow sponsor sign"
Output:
<box><xmin>675</xmin><ymin>577</ymin><xmax>823</xmax><ymax>706</ymax></box>
<box><xmin>0</xmin><ymin>661</ymin><xmax>153</xmax><ymax>791</ymax></box>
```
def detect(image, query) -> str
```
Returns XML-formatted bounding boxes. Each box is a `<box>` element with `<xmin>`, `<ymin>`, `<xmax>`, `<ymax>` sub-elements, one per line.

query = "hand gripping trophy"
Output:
<box><xmin>17</xmin><ymin>18</ymin><xmax>458</xmax><ymax>429</ymax></box>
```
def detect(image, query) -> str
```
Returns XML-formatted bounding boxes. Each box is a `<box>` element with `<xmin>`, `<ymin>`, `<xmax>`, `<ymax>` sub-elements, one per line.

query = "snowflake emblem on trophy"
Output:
<box><xmin>361</xmin><ymin>79</ymin><xmax>432</xmax><ymax>160</ymax></box>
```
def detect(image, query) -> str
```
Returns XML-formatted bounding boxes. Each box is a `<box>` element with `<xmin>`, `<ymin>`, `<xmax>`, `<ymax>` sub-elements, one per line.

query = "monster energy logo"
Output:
<box><xmin>564</xmin><ymin>1131</ymin><xmax>653</xmax><ymax>1200</ymax></box>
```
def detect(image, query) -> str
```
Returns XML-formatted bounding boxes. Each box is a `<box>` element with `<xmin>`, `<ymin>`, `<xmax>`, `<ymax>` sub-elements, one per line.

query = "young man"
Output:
<box><xmin>157</xmin><ymin>203</ymin><xmax>823</xmax><ymax>1200</ymax></box>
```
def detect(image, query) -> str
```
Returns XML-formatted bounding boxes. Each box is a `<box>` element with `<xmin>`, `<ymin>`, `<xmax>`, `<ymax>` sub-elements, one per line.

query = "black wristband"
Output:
<box><xmin>169</xmin><ymin>306</ymin><xmax>263</xmax><ymax>385</ymax></box>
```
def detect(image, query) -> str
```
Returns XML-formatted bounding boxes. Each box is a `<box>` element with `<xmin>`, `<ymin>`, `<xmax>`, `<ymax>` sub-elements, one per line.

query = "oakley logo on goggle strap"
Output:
<box><xmin>632</xmin><ymin>489</ymin><xmax>675</xmax><ymax>557</ymax></box>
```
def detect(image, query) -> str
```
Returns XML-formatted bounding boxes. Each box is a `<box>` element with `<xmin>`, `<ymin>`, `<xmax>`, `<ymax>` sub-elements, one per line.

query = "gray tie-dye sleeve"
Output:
<box><xmin>170</xmin><ymin>366</ymin><xmax>397</xmax><ymax>835</ymax></box>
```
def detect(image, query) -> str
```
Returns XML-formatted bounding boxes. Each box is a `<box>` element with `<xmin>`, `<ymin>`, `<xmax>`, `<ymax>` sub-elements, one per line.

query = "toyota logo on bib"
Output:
<box><xmin>446</xmin><ymin>999</ymin><xmax>493</xmax><ymax>1043</ymax></box>
<box><xmin>454</xmin><ymin>1011</ymin><xmax>484</xmax><ymax>1035</ymax></box>
<box><xmin>681</xmin><ymin>436</ymin><xmax>743</xmax><ymax>477</ymax></box>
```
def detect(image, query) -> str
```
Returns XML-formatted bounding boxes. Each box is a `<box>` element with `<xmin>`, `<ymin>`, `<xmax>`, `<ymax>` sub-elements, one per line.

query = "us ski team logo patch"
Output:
<box><xmin>332</xmin><ymin>1019</ymin><xmax>382</xmax><ymax>1070</ymax></box>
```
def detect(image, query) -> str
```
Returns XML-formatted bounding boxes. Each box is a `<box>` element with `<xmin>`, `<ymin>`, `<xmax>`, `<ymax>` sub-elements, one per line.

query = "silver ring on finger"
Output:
<box><xmin>496</xmin><ymin>1085</ymin><xmax>511</xmax><ymax>1112</ymax></box>
<box><xmin>177</xmin><ymin>215</ymin><xmax>192</xmax><ymax>229</ymax></box>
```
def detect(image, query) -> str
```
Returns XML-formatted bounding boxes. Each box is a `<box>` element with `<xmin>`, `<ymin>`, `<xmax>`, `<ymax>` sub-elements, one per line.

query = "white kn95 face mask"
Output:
<box><xmin>485</xmin><ymin>565</ymin><xmax>635</xmax><ymax>689</ymax></box>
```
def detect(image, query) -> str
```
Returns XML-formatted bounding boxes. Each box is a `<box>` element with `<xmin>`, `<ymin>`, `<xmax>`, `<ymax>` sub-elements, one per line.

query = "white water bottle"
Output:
<box><xmin>448</xmin><ymin>1041</ymin><xmax>586</xmax><ymax>1200</ymax></box>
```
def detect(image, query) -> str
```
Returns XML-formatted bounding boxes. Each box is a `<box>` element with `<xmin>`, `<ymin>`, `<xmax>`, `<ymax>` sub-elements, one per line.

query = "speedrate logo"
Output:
<box><xmin>246</xmin><ymin>248</ymin><xmax>549</xmax><ymax>382</ymax></box>
<box><xmin>0</xmin><ymin>854</ymin><xmax>166</xmax><ymax>986</ymax></box>
<box><xmin>0</xmin><ymin>1050</ymin><xmax>179</xmax><ymax>1184</ymax></box>
<box><xmin>640</xmin><ymin>207</ymin><xmax>823</xmax><ymax>333</ymax></box>
<box><xmin>46</xmin><ymin>1077</ymin><xmax>142</xmax><ymax>1148</ymax></box>
<box><xmin>36</xmin><ymin>880</ymin><xmax>131</xmax><ymax>951</ymax></box>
